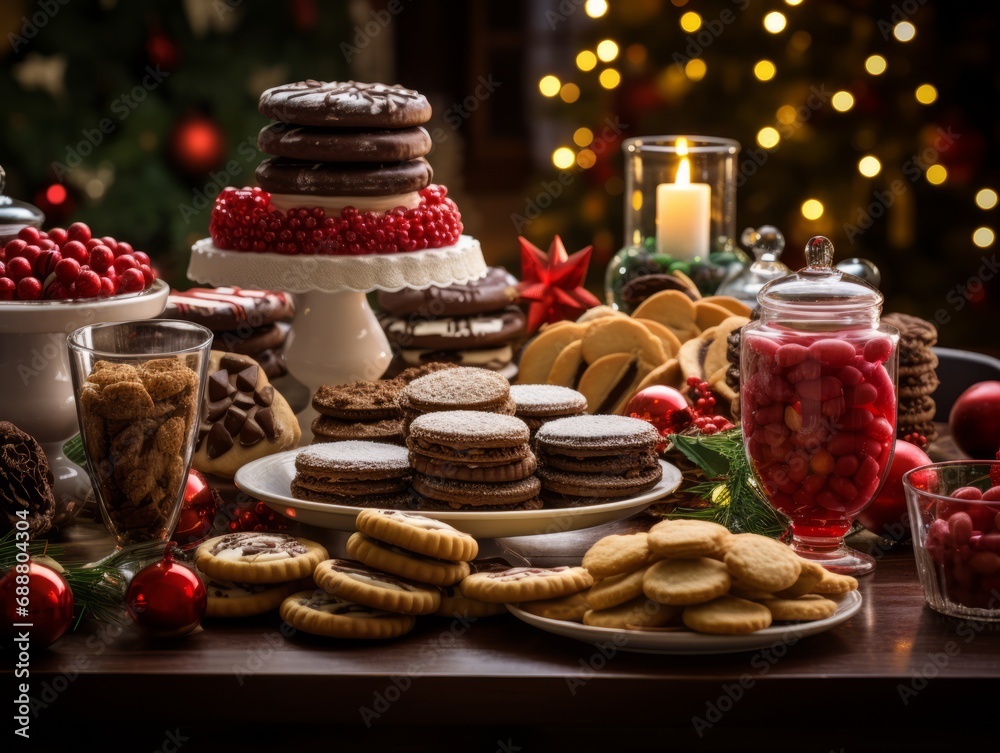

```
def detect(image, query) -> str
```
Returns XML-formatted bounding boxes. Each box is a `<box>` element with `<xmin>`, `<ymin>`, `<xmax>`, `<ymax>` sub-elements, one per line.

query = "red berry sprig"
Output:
<box><xmin>227</xmin><ymin>500</ymin><xmax>288</xmax><ymax>533</ymax></box>
<box><xmin>209</xmin><ymin>184</ymin><xmax>463</xmax><ymax>255</ymax></box>
<box><xmin>0</xmin><ymin>223</ymin><xmax>156</xmax><ymax>301</ymax></box>
<box><xmin>686</xmin><ymin>376</ymin><xmax>736</xmax><ymax>435</ymax></box>
<box><xmin>901</xmin><ymin>432</ymin><xmax>929</xmax><ymax>450</ymax></box>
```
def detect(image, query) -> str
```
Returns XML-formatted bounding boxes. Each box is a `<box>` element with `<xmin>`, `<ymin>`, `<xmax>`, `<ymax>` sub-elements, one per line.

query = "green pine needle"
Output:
<box><xmin>664</xmin><ymin>428</ymin><xmax>790</xmax><ymax>539</ymax></box>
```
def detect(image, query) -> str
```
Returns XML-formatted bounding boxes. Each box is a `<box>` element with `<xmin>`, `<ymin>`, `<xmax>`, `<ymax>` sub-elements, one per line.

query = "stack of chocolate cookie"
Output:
<box><xmin>407</xmin><ymin>411</ymin><xmax>542</xmax><ymax>511</ymax></box>
<box><xmin>535</xmin><ymin>415</ymin><xmax>663</xmax><ymax>506</ymax></box>
<box><xmin>377</xmin><ymin>267</ymin><xmax>524</xmax><ymax>379</ymax></box>
<box><xmin>882</xmin><ymin>312</ymin><xmax>940</xmax><ymax>443</ymax></box>
<box><xmin>291</xmin><ymin>440</ymin><xmax>413</xmax><ymax>508</ymax></box>
<box><xmin>398</xmin><ymin>366</ymin><xmax>515</xmax><ymax>435</ymax></box>
<box><xmin>310</xmin><ymin>363</ymin><xmax>455</xmax><ymax>445</ymax></box>
<box><xmin>509</xmin><ymin>384</ymin><xmax>587</xmax><ymax>439</ymax></box>
<box><xmin>256</xmin><ymin>81</ymin><xmax>433</xmax><ymax>204</ymax></box>
<box><xmin>160</xmin><ymin>287</ymin><xmax>294</xmax><ymax>379</ymax></box>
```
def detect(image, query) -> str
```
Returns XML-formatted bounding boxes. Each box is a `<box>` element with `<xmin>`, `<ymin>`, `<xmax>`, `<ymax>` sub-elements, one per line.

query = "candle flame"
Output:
<box><xmin>676</xmin><ymin>137</ymin><xmax>689</xmax><ymax>156</ymax></box>
<box><xmin>675</xmin><ymin>157</ymin><xmax>691</xmax><ymax>185</ymax></box>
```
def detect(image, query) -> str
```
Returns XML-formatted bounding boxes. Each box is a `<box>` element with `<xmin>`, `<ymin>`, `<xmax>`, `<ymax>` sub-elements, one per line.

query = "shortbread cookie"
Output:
<box><xmin>774</xmin><ymin>559</ymin><xmax>827</xmax><ymax>599</ymax></box>
<box><xmin>583</xmin><ymin>596</ymin><xmax>679</xmax><ymax>629</ymax></box>
<box><xmin>580</xmin><ymin>316</ymin><xmax>666</xmax><ymax>368</ymax></box>
<box><xmin>728</xmin><ymin>581</ymin><xmax>775</xmax><ymax>601</ymax></box>
<box><xmin>582</xmin><ymin>533</ymin><xmax>651</xmax><ymax>580</ymax></box>
<box><xmin>647</xmin><ymin>519</ymin><xmax>731</xmax><ymax>559</ymax></box>
<box><xmin>203</xmin><ymin>577</ymin><xmax>301</xmax><ymax>618</ymax></box>
<box><xmin>196</xmin><ymin>533</ymin><xmax>328</xmax><ymax>584</ymax></box>
<box><xmin>516</xmin><ymin>591</ymin><xmax>590</xmax><ymax>622</ymax></box>
<box><xmin>346</xmin><ymin>532</ymin><xmax>470</xmax><ymax>586</ymax></box>
<box><xmin>435</xmin><ymin>585</ymin><xmax>507</xmax><ymax>618</ymax></box>
<box><xmin>280</xmin><ymin>591</ymin><xmax>416</xmax><ymax>639</ymax></box>
<box><xmin>355</xmin><ymin>508</ymin><xmax>478</xmax><ymax>561</ymax></box>
<box><xmin>812</xmin><ymin>570</ymin><xmax>859</xmax><ymax>594</ymax></box>
<box><xmin>723</xmin><ymin>534</ymin><xmax>801</xmax><ymax>593</ymax></box>
<box><xmin>682</xmin><ymin>596</ymin><xmax>773</xmax><ymax>635</ymax></box>
<box><xmin>642</xmin><ymin>558</ymin><xmax>731</xmax><ymax>606</ymax></box>
<box><xmin>517</xmin><ymin>323</ymin><xmax>587</xmax><ymax>385</ymax></box>
<box><xmin>313</xmin><ymin>559</ymin><xmax>441</xmax><ymax>615</ymax></box>
<box><xmin>631</xmin><ymin>290</ymin><xmax>701</xmax><ymax>342</ymax></box>
<box><xmin>459</xmin><ymin>566</ymin><xmax>593</xmax><ymax>604</ymax></box>
<box><xmin>764</xmin><ymin>594</ymin><xmax>838</xmax><ymax>622</ymax></box>
<box><xmin>586</xmin><ymin>566</ymin><xmax>649</xmax><ymax>611</ymax></box>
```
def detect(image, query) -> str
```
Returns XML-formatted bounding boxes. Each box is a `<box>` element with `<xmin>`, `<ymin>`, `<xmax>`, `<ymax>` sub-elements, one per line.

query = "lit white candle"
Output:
<box><xmin>655</xmin><ymin>154</ymin><xmax>711</xmax><ymax>261</ymax></box>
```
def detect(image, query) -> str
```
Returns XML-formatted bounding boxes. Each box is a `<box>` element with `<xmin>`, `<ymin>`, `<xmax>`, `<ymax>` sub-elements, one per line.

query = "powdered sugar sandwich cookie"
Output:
<box><xmin>291</xmin><ymin>440</ymin><xmax>412</xmax><ymax>507</ymax></box>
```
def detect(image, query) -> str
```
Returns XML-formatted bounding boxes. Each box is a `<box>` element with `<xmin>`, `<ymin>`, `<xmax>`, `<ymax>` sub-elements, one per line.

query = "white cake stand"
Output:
<box><xmin>188</xmin><ymin>237</ymin><xmax>487</xmax><ymax>441</ymax></box>
<box><xmin>0</xmin><ymin>280</ymin><xmax>170</xmax><ymax>520</ymax></box>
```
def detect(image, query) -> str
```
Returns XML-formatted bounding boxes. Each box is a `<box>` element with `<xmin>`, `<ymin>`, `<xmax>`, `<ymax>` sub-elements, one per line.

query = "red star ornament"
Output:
<box><xmin>516</xmin><ymin>235</ymin><xmax>601</xmax><ymax>333</ymax></box>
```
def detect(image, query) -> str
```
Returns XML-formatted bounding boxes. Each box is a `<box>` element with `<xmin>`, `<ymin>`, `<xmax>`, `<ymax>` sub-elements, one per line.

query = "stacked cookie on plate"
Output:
<box><xmin>291</xmin><ymin>441</ymin><xmax>413</xmax><ymax>508</ymax></box>
<box><xmin>160</xmin><ymin>287</ymin><xmax>294</xmax><ymax>379</ymax></box>
<box><xmin>378</xmin><ymin>267</ymin><xmax>524</xmax><ymax>379</ymax></box>
<box><xmin>534</xmin><ymin>415</ymin><xmax>662</xmax><ymax>506</ymax></box>
<box><xmin>407</xmin><ymin>411</ymin><xmax>542</xmax><ymax>511</ymax></box>
<box><xmin>882</xmin><ymin>312</ymin><xmax>940</xmax><ymax>444</ymax></box>
<box><xmin>195</xmin><ymin>531</ymin><xmax>328</xmax><ymax>619</ymax></box>
<box><xmin>280</xmin><ymin>510</ymin><xmax>486</xmax><ymax>639</ymax></box>
<box><xmin>509</xmin><ymin>384</ymin><xmax>587</xmax><ymax>439</ymax></box>
<box><xmin>256</xmin><ymin>81</ymin><xmax>434</xmax><ymax>205</ymax></box>
<box><xmin>398</xmin><ymin>366</ymin><xmax>515</xmax><ymax>435</ymax></box>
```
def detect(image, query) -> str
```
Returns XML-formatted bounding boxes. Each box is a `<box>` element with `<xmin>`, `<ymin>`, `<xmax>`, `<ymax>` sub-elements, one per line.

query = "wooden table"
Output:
<box><xmin>11</xmin><ymin>509</ymin><xmax>1000</xmax><ymax>752</ymax></box>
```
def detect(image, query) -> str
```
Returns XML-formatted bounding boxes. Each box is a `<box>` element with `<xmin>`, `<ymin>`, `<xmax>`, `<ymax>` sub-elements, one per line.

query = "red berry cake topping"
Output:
<box><xmin>0</xmin><ymin>223</ymin><xmax>156</xmax><ymax>301</ymax></box>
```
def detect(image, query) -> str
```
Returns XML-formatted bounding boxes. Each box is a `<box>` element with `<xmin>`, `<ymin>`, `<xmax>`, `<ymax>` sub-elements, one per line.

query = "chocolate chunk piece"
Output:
<box><xmin>220</xmin><ymin>353</ymin><xmax>256</xmax><ymax>373</ymax></box>
<box><xmin>239</xmin><ymin>419</ymin><xmax>265</xmax><ymax>447</ymax></box>
<box><xmin>255</xmin><ymin>407</ymin><xmax>277</xmax><ymax>441</ymax></box>
<box><xmin>236</xmin><ymin>366</ymin><xmax>258</xmax><ymax>393</ymax></box>
<box><xmin>224</xmin><ymin>406</ymin><xmax>248</xmax><ymax>435</ymax></box>
<box><xmin>207</xmin><ymin>422</ymin><xmax>235</xmax><ymax>459</ymax></box>
<box><xmin>255</xmin><ymin>384</ymin><xmax>274</xmax><ymax>407</ymax></box>
<box><xmin>208</xmin><ymin>370</ymin><xmax>233</xmax><ymax>401</ymax></box>
<box><xmin>205</xmin><ymin>396</ymin><xmax>234</xmax><ymax>421</ymax></box>
<box><xmin>233</xmin><ymin>391</ymin><xmax>256</xmax><ymax>410</ymax></box>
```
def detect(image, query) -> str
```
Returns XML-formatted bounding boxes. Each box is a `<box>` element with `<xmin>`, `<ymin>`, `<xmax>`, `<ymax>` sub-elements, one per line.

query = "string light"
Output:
<box><xmin>858</xmin><ymin>156</ymin><xmax>882</xmax><ymax>177</ymax></box>
<box><xmin>894</xmin><ymin>21</ymin><xmax>916</xmax><ymax>42</ymax></box>
<box><xmin>599</xmin><ymin>68</ymin><xmax>621</xmax><ymax>89</ymax></box>
<box><xmin>577</xmin><ymin>149</ymin><xmax>597</xmax><ymax>169</ymax></box>
<box><xmin>576</xmin><ymin>50</ymin><xmax>597</xmax><ymax>71</ymax></box>
<box><xmin>926</xmin><ymin>165</ymin><xmax>947</xmax><ymax>185</ymax></box>
<box><xmin>584</xmin><ymin>0</ymin><xmax>608</xmax><ymax>18</ymax></box>
<box><xmin>915</xmin><ymin>84</ymin><xmax>938</xmax><ymax>104</ymax></box>
<box><xmin>801</xmin><ymin>199</ymin><xmax>824</xmax><ymax>220</ymax></box>
<box><xmin>785</xmin><ymin>0</ymin><xmax>803</xmax><ymax>5</ymax></box>
<box><xmin>685</xmin><ymin>59</ymin><xmax>707</xmax><ymax>81</ymax></box>
<box><xmin>680</xmin><ymin>11</ymin><xmax>702</xmax><ymax>32</ymax></box>
<box><xmin>973</xmin><ymin>227</ymin><xmax>996</xmax><ymax>248</ymax></box>
<box><xmin>975</xmin><ymin>188</ymin><xmax>998</xmax><ymax>210</ymax></box>
<box><xmin>832</xmin><ymin>91</ymin><xmax>855</xmax><ymax>111</ymax></box>
<box><xmin>560</xmin><ymin>83</ymin><xmax>580</xmax><ymax>103</ymax></box>
<box><xmin>763</xmin><ymin>12</ymin><xmax>787</xmax><ymax>33</ymax></box>
<box><xmin>552</xmin><ymin>147</ymin><xmax>575</xmax><ymax>169</ymax></box>
<box><xmin>539</xmin><ymin>75</ymin><xmax>561</xmax><ymax>97</ymax></box>
<box><xmin>596</xmin><ymin>40</ymin><xmax>619</xmax><ymax>62</ymax></box>
<box><xmin>753</xmin><ymin>60</ymin><xmax>776</xmax><ymax>81</ymax></box>
<box><xmin>573</xmin><ymin>127</ymin><xmax>594</xmax><ymax>147</ymax></box>
<box><xmin>45</xmin><ymin>184</ymin><xmax>67</xmax><ymax>204</ymax></box>
<box><xmin>757</xmin><ymin>127</ymin><xmax>780</xmax><ymax>149</ymax></box>
<box><xmin>865</xmin><ymin>55</ymin><xmax>887</xmax><ymax>75</ymax></box>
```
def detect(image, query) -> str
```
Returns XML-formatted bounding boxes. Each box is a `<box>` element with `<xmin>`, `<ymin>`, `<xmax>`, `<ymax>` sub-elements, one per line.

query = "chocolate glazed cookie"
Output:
<box><xmin>258</xmin><ymin>124</ymin><xmax>433</xmax><ymax>163</ymax></box>
<box><xmin>381</xmin><ymin>306</ymin><xmax>525</xmax><ymax>350</ymax></box>
<box><xmin>256</xmin><ymin>157</ymin><xmax>433</xmax><ymax>197</ymax></box>
<box><xmin>377</xmin><ymin>267</ymin><xmax>520</xmax><ymax>318</ymax></box>
<box><xmin>258</xmin><ymin>80</ymin><xmax>432</xmax><ymax>128</ymax></box>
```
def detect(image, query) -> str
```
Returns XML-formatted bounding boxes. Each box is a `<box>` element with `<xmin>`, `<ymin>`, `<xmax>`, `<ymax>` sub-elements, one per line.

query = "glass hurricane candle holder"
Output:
<box><xmin>68</xmin><ymin>320</ymin><xmax>213</xmax><ymax>547</ymax></box>
<box><xmin>606</xmin><ymin>136</ymin><xmax>742</xmax><ymax>310</ymax></box>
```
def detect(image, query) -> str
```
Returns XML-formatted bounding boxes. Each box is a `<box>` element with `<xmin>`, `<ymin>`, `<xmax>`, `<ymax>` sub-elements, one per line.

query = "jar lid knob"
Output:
<box><xmin>0</xmin><ymin>164</ymin><xmax>6</xmax><ymax>196</ymax></box>
<box><xmin>805</xmin><ymin>236</ymin><xmax>835</xmax><ymax>269</ymax></box>
<box><xmin>741</xmin><ymin>225</ymin><xmax>785</xmax><ymax>262</ymax></box>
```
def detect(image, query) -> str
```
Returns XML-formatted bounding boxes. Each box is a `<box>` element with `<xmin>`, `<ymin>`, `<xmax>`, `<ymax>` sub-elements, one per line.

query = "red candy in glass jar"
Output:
<box><xmin>740</xmin><ymin>236</ymin><xmax>899</xmax><ymax>575</ymax></box>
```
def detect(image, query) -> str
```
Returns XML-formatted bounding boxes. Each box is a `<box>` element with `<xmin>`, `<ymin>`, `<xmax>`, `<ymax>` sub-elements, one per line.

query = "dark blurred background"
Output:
<box><xmin>1</xmin><ymin>0</ymin><xmax>997</xmax><ymax>351</ymax></box>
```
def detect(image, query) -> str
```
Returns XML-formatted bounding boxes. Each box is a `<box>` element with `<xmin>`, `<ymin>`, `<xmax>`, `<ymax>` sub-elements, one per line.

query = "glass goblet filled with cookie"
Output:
<box><xmin>68</xmin><ymin>320</ymin><xmax>213</xmax><ymax>548</ymax></box>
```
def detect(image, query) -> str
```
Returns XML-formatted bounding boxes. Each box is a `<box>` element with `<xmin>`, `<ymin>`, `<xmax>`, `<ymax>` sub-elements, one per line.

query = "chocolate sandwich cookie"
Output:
<box><xmin>377</xmin><ymin>267</ymin><xmax>520</xmax><ymax>317</ymax></box>
<box><xmin>881</xmin><ymin>312</ymin><xmax>938</xmax><ymax>351</ymax></box>
<box><xmin>509</xmin><ymin>384</ymin><xmax>588</xmax><ymax>436</ymax></box>
<box><xmin>256</xmin><ymin>157</ymin><xmax>433</xmax><ymax>197</ymax></box>
<box><xmin>258</xmin><ymin>123</ymin><xmax>433</xmax><ymax>163</ymax></box>
<box><xmin>381</xmin><ymin>306</ymin><xmax>525</xmax><ymax>350</ymax></box>
<box><xmin>162</xmin><ymin>287</ymin><xmax>294</xmax><ymax>331</ymax></box>
<box><xmin>540</xmin><ymin>449</ymin><xmax>659</xmax><ymax>475</ymax></box>
<box><xmin>0</xmin><ymin>421</ymin><xmax>55</xmax><ymax>536</ymax></box>
<box><xmin>213</xmin><ymin>322</ymin><xmax>287</xmax><ymax>357</ymax></box>
<box><xmin>899</xmin><ymin>369</ymin><xmax>941</xmax><ymax>399</ymax></box>
<box><xmin>291</xmin><ymin>441</ymin><xmax>412</xmax><ymax>507</ymax></box>
<box><xmin>311</xmin><ymin>416</ymin><xmax>404</xmax><ymax>445</ymax></box>
<box><xmin>402</xmin><ymin>366</ymin><xmax>511</xmax><ymax>414</ymax></box>
<box><xmin>410</xmin><ymin>453</ymin><xmax>537</xmax><ymax>483</ymax></box>
<box><xmin>400</xmin><ymin>346</ymin><xmax>514</xmax><ymax>371</ymax></box>
<box><xmin>407</xmin><ymin>411</ymin><xmax>531</xmax><ymax>465</ymax></box>
<box><xmin>412</xmin><ymin>474</ymin><xmax>542</xmax><ymax>511</ymax></box>
<box><xmin>535</xmin><ymin>465</ymin><xmax>662</xmax><ymax>502</ymax></box>
<box><xmin>313</xmin><ymin>379</ymin><xmax>405</xmax><ymax>421</ymax></box>
<box><xmin>535</xmin><ymin>415</ymin><xmax>662</xmax><ymax>458</ymax></box>
<box><xmin>193</xmin><ymin>351</ymin><xmax>300</xmax><ymax>479</ymax></box>
<box><xmin>259</xmin><ymin>80</ymin><xmax>432</xmax><ymax>129</ymax></box>
<box><xmin>313</xmin><ymin>559</ymin><xmax>442</xmax><ymax>615</ymax></box>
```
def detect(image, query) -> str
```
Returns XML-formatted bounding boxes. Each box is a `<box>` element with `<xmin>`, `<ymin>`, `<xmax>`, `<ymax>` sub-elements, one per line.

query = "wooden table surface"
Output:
<box><xmin>11</xmin><ymin>504</ymin><xmax>1000</xmax><ymax>751</ymax></box>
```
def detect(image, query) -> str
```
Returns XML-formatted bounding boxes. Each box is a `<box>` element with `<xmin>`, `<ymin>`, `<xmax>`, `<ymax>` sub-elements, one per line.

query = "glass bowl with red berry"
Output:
<box><xmin>0</xmin><ymin>222</ymin><xmax>169</xmax><ymax>521</ymax></box>
<box><xmin>904</xmin><ymin>460</ymin><xmax>1000</xmax><ymax>621</ymax></box>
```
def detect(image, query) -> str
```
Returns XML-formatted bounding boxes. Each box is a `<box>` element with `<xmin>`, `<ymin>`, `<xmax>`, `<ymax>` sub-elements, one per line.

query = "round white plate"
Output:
<box><xmin>506</xmin><ymin>590</ymin><xmax>862</xmax><ymax>655</ymax></box>
<box><xmin>235</xmin><ymin>455</ymin><xmax>681</xmax><ymax>539</ymax></box>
